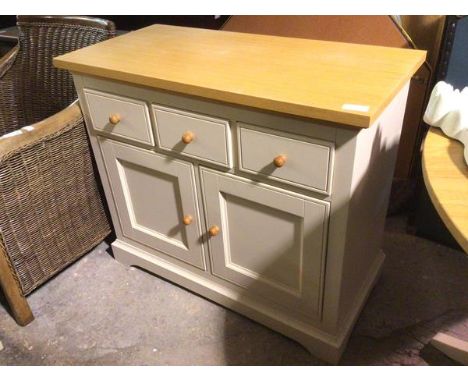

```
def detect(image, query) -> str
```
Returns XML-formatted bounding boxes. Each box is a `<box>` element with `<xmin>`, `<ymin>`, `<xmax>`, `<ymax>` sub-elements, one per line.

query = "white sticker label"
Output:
<box><xmin>342</xmin><ymin>103</ymin><xmax>370</xmax><ymax>112</ymax></box>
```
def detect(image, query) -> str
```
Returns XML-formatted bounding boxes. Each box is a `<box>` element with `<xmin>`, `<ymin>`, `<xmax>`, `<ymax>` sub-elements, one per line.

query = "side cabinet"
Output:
<box><xmin>200</xmin><ymin>167</ymin><xmax>329</xmax><ymax>319</ymax></box>
<box><xmin>57</xmin><ymin>23</ymin><xmax>421</xmax><ymax>363</ymax></box>
<box><xmin>73</xmin><ymin>73</ymin><xmax>411</xmax><ymax>363</ymax></box>
<box><xmin>99</xmin><ymin>138</ymin><xmax>205</xmax><ymax>269</ymax></box>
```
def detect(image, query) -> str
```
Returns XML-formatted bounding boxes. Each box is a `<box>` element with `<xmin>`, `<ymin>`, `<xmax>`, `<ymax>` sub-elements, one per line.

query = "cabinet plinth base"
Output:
<box><xmin>111</xmin><ymin>238</ymin><xmax>385</xmax><ymax>364</ymax></box>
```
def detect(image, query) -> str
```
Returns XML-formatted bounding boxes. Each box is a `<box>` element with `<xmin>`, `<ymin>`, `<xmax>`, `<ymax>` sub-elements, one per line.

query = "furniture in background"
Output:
<box><xmin>422</xmin><ymin>128</ymin><xmax>467</xmax><ymax>253</ymax></box>
<box><xmin>92</xmin><ymin>15</ymin><xmax>229</xmax><ymax>31</ymax></box>
<box><xmin>414</xmin><ymin>16</ymin><xmax>468</xmax><ymax>249</ymax></box>
<box><xmin>0</xmin><ymin>16</ymin><xmax>113</xmax><ymax>326</ymax></box>
<box><xmin>0</xmin><ymin>26</ymin><xmax>17</xmax><ymax>57</ymax></box>
<box><xmin>436</xmin><ymin>16</ymin><xmax>468</xmax><ymax>89</ymax></box>
<box><xmin>55</xmin><ymin>25</ymin><xmax>425</xmax><ymax>363</ymax></box>
<box><xmin>399</xmin><ymin>16</ymin><xmax>446</xmax><ymax>75</ymax></box>
<box><xmin>221</xmin><ymin>16</ymin><xmax>434</xmax><ymax>209</ymax></box>
<box><xmin>422</xmin><ymin>127</ymin><xmax>468</xmax><ymax>364</ymax></box>
<box><xmin>0</xmin><ymin>16</ymin><xmax>229</xmax><ymax>57</ymax></box>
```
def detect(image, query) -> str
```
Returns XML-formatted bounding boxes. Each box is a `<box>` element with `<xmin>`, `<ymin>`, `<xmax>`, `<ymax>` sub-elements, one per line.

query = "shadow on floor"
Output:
<box><xmin>0</xmin><ymin>219</ymin><xmax>467</xmax><ymax>365</ymax></box>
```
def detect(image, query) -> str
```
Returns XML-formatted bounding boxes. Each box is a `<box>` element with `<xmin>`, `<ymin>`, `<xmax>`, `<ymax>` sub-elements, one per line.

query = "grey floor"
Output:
<box><xmin>0</xmin><ymin>215</ymin><xmax>467</xmax><ymax>365</ymax></box>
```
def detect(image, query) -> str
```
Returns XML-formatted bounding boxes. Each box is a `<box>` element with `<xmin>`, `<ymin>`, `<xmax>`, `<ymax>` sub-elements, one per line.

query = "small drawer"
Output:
<box><xmin>238</xmin><ymin>124</ymin><xmax>334</xmax><ymax>194</ymax></box>
<box><xmin>152</xmin><ymin>104</ymin><xmax>232</xmax><ymax>168</ymax></box>
<box><xmin>84</xmin><ymin>89</ymin><xmax>154</xmax><ymax>145</ymax></box>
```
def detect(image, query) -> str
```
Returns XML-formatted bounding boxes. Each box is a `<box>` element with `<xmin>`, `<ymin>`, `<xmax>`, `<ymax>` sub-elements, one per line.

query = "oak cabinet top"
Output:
<box><xmin>54</xmin><ymin>24</ymin><xmax>426</xmax><ymax>128</ymax></box>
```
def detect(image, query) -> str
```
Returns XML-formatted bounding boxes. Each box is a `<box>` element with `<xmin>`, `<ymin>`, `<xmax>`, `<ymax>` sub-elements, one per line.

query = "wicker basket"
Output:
<box><xmin>0</xmin><ymin>16</ymin><xmax>115</xmax><ymax>325</ymax></box>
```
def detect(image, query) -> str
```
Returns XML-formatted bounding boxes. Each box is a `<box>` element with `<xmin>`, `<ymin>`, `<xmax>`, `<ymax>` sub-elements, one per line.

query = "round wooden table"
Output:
<box><xmin>422</xmin><ymin>127</ymin><xmax>468</xmax><ymax>252</ymax></box>
<box><xmin>422</xmin><ymin>127</ymin><xmax>468</xmax><ymax>364</ymax></box>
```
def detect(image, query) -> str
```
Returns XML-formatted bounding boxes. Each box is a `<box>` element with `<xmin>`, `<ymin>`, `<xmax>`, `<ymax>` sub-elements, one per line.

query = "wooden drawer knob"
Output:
<box><xmin>182</xmin><ymin>131</ymin><xmax>194</xmax><ymax>144</ymax></box>
<box><xmin>208</xmin><ymin>225</ymin><xmax>220</xmax><ymax>237</ymax></box>
<box><xmin>273</xmin><ymin>155</ymin><xmax>287</xmax><ymax>168</ymax></box>
<box><xmin>183</xmin><ymin>215</ymin><xmax>193</xmax><ymax>225</ymax></box>
<box><xmin>109</xmin><ymin>114</ymin><xmax>121</xmax><ymax>125</ymax></box>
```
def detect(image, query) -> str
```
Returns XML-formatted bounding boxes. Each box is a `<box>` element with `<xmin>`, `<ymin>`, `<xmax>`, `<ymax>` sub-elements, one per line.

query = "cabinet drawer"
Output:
<box><xmin>238</xmin><ymin>124</ymin><xmax>334</xmax><ymax>194</ymax></box>
<box><xmin>84</xmin><ymin>89</ymin><xmax>154</xmax><ymax>145</ymax></box>
<box><xmin>152</xmin><ymin>104</ymin><xmax>232</xmax><ymax>168</ymax></box>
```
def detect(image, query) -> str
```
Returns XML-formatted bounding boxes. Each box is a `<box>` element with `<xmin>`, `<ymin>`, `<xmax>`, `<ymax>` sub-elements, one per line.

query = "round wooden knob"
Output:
<box><xmin>273</xmin><ymin>155</ymin><xmax>287</xmax><ymax>168</ymax></box>
<box><xmin>109</xmin><ymin>114</ymin><xmax>121</xmax><ymax>124</ymax></box>
<box><xmin>182</xmin><ymin>215</ymin><xmax>193</xmax><ymax>225</ymax></box>
<box><xmin>182</xmin><ymin>131</ymin><xmax>194</xmax><ymax>144</ymax></box>
<box><xmin>208</xmin><ymin>225</ymin><xmax>220</xmax><ymax>237</ymax></box>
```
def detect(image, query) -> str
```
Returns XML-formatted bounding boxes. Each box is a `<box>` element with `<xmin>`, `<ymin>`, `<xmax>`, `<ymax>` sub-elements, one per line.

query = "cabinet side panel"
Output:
<box><xmin>320</xmin><ymin>128</ymin><xmax>356</xmax><ymax>332</ymax></box>
<box><xmin>338</xmin><ymin>82</ymin><xmax>410</xmax><ymax>328</ymax></box>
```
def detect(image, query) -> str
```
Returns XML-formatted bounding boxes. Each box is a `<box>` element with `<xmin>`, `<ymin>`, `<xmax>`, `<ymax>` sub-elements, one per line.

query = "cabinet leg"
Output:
<box><xmin>297</xmin><ymin>335</ymin><xmax>344</xmax><ymax>365</ymax></box>
<box><xmin>0</xmin><ymin>244</ymin><xmax>34</xmax><ymax>326</ymax></box>
<box><xmin>111</xmin><ymin>241</ymin><xmax>137</xmax><ymax>268</ymax></box>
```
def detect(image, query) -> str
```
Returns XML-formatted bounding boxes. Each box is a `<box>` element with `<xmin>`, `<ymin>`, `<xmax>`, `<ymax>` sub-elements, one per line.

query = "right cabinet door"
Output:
<box><xmin>200</xmin><ymin>167</ymin><xmax>329</xmax><ymax>319</ymax></box>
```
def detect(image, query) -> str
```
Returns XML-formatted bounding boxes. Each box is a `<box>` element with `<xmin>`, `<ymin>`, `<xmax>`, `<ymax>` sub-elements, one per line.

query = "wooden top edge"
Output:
<box><xmin>53</xmin><ymin>59</ymin><xmax>373</xmax><ymax>128</ymax></box>
<box><xmin>54</xmin><ymin>24</ymin><xmax>426</xmax><ymax>129</ymax></box>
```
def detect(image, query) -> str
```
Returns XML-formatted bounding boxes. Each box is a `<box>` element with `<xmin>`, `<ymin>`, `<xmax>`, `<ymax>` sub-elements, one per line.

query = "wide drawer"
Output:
<box><xmin>238</xmin><ymin>124</ymin><xmax>334</xmax><ymax>194</ymax></box>
<box><xmin>84</xmin><ymin>89</ymin><xmax>154</xmax><ymax>145</ymax></box>
<box><xmin>152</xmin><ymin>104</ymin><xmax>232</xmax><ymax>168</ymax></box>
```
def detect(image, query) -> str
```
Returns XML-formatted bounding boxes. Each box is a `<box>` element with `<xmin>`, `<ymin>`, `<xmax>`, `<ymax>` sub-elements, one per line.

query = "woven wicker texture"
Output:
<box><xmin>0</xmin><ymin>17</ymin><xmax>115</xmax><ymax>135</ymax></box>
<box><xmin>0</xmin><ymin>233</ymin><xmax>22</xmax><ymax>292</ymax></box>
<box><xmin>0</xmin><ymin>16</ymin><xmax>114</xmax><ymax>295</ymax></box>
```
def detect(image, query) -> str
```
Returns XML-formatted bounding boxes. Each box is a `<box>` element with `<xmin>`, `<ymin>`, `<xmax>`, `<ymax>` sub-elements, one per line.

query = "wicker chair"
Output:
<box><xmin>0</xmin><ymin>16</ymin><xmax>115</xmax><ymax>326</ymax></box>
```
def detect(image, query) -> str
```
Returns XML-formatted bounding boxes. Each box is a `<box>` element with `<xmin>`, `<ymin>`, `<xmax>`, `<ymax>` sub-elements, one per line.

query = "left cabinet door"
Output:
<box><xmin>99</xmin><ymin>138</ymin><xmax>205</xmax><ymax>270</ymax></box>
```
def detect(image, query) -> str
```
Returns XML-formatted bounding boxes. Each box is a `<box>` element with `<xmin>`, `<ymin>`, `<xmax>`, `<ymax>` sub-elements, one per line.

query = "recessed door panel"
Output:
<box><xmin>200</xmin><ymin>167</ymin><xmax>329</xmax><ymax>318</ymax></box>
<box><xmin>222</xmin><ymin>193</ymin><xmax>303</xmax><ymax>293</ymax></box>
<box><xmin>118</xmin><ymin>160</ymin><xmax>187</xmax><ymax>246</ymax></box>
<box><xmin>100</xmin><ymin>138</ymin><xmax>205</xmax><ymax>269</ymax></box>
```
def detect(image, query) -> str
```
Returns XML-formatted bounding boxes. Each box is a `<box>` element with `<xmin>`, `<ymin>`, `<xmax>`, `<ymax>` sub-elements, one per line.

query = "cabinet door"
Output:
<box><xmin>100</xmin><ymin>139</ymin><xmax>205</xmax><ymax>269</ymax></box>
<box><xmin>200</xmin><ymin>167</ymin><xmax>329</xmax><ymax>318</ymax></box>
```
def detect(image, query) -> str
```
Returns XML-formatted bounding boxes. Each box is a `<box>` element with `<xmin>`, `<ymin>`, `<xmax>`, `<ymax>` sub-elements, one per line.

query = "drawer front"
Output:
<box><xmin>238</xmin><ymin>124</ymin><xmax>334</xmax><ymax>194</ymax></box>
<box><xmin>152</xmin><ymin>104</ymin><xmax>232</xmax><ymax>168</ymax></box>
<box><xmin>84</xmin><ymin>89</ymin><xmax>154</xmax><ymax>145</ymax></box>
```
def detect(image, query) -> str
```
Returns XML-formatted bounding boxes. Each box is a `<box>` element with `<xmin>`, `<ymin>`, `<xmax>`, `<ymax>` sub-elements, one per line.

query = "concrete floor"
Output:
<box><xmin>0</xmin><ymin>215</ymin><xmax>467</xmax><ymax>365</ymax></box>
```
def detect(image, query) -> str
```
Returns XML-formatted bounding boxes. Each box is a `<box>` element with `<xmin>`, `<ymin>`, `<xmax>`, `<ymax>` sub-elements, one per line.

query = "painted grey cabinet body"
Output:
<box><xmin>73</xmin><ymin>74</ymin><xmax>410</xmax><ymax>364</ymax></box>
